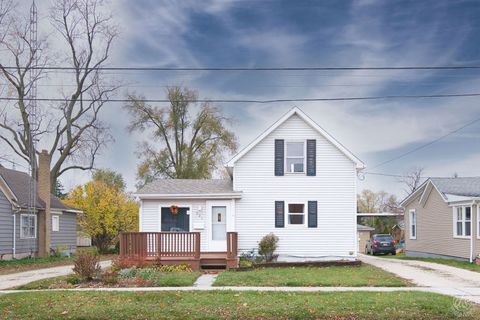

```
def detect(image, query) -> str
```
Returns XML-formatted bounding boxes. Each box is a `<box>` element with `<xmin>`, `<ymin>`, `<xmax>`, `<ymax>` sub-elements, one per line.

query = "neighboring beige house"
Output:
<box><xmin>357</xmin><ymin>224</ymin><xmax>375</xmax><ymax>253</ymax></box>
<box><xmin>401</xmin><ymin>177</ymin><xmax>480</xmax><ymax>262</ymax></box>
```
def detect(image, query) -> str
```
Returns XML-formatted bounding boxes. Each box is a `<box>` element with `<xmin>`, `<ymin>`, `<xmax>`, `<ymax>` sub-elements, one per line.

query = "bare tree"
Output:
<box><xmin>399</xmin><ymin>166</ymin><xmax>425</xmax><ymax>195</ymax></box>
<box><xmin>0</xmin><ymin>0</ymin><xmax>119</xmax><ymax>191</ymax></box>
<box><xmin>125</xmin><ymin>86</ymin><xmax>238</xmax><ymax>187</ymax></box>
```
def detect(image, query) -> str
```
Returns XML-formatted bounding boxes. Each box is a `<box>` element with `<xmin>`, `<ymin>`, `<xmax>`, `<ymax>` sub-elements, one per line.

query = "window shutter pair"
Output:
<box><xmin>274</xmin><ymin>201</ymin><xmax>317</xmax><ymax>228</ymax></box>
<box><xmin>274</xmin><ymin>139</ymin><xmax>316</xmax><ymax>176</ymax></box>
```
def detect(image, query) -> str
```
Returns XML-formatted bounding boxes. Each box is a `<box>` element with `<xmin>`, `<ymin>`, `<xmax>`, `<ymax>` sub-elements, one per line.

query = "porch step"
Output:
<box><xmin>200</xmin><ymin>252</ymin><xmax>228</xmax><ymax>268</ymax></box>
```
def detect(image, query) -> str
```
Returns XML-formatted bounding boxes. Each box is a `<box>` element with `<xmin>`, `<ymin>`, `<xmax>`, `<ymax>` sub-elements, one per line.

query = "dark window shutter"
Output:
<box><xmin>275</xmin><ymin>201</ymin><xmax>285</xmax><ymax>228</ymax></box>
<box><xmin>274</xmin><ymin>139</ymin><xmax>284</xmax><ymax>176</ymax></box>
<box><xmin>306</xmin><ymin>139</ymin><xmax>316</xmax><ymax>176</ymax></box>
<box><xmin>308</xmin><ymin>201</ymin><xmax>317</xmax><ymax>228</ymax></box>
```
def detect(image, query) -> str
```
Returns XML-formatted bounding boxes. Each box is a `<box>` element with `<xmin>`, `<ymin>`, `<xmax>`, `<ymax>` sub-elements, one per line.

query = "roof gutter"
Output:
<box><xmin>134</xmin><ymin>193</ymin><xmax>242</xmax><ymax>200</ymax></box>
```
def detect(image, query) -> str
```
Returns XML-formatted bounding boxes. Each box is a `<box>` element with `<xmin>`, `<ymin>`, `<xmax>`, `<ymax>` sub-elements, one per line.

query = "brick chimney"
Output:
<box><xmin>37</xmin><ymin>150</ymin><xmax>51</xmax><ymax>258</ymax></box>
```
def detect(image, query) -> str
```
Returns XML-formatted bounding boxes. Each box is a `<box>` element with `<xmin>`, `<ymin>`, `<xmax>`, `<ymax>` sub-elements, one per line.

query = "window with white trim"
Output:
<box><xmin>52</xmin><ymin>215</ymin><xmax>60</xmax><ymax>232</ymax></box>
<box><xmin>454</xmin><ymin>206</ymin><xmax>471</xmax><ymax>237</ymax></box>
<box><xmin>20</xmin><ymin>214</ymin><xmax>36</xmax><ymax>239</ymax></box>
<box><xmin>288</xmin><ymin>203</ymin><xmax>305</xmax><ymax>225</ymax></box>
<box><xmin>285</xmin><ymin>141</ymin><xmax>305</xmax><ymax>173</ymax></box>
<box><xmin>477</xmin><ymin>206</ymin><xmax>480</xmax><ymax>239</ymax></box>
<box><xmin>409</xmin><ymin>209</ymin><xmax>416</xmax><ymax>239</ymax></box>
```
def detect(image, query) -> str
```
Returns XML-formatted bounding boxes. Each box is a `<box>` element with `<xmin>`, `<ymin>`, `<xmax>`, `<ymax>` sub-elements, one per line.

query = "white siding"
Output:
<box><xmin>140</xmin><ymin>199</ymin><xmax>209</xmax><ymax>251</ymax></box>
<box><xmin>234</xmin><ymin>114</ymin><xmax>357</xmax><ymax>260</ymax></box>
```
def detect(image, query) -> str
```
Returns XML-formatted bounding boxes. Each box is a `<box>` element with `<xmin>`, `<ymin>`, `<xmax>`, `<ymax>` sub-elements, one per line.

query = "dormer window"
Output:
<box><xmin>286</xmin><ymin>141</ymin><xmax>305</xmax><ymax>173</ymax></box>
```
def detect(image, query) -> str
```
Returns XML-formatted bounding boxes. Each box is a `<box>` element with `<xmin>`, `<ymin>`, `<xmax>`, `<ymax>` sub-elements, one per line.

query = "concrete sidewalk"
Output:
<box><xmin>0</xmin><ymin>260</ymin><xmax>111</xmax><ymax>290</ymax></box>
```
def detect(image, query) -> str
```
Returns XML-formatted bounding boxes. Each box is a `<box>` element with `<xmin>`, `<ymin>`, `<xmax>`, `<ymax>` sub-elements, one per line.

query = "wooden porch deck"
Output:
<box><xmin>119</xmin><ymin>232</ymin><xmax>238</xmax><ymax>270</ymax></box>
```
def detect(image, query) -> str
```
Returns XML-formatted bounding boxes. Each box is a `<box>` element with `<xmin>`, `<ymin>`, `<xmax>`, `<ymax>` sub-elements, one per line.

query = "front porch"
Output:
<box><xmin>119</xmin><ymin>232</ymin><xmax>238</xmax><ymax>270</ymax></box>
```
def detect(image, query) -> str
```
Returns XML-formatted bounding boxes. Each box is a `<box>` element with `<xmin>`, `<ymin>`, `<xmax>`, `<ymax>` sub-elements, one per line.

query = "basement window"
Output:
<box><xmin>20</xmin><ymin>214</ymin><xmax>37</xmax><ymax>239</ymax></box>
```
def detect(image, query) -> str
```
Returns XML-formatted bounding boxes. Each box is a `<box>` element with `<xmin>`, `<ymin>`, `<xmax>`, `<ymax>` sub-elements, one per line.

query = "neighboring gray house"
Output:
<box><xmin>0</xmin><ymin>156</ymin><xmax>80</xmax><ymax>260</ymax></box>
<box><xmin>401</xmin><ymin>177</ymin><xmax>480</xmax><ymax>262</ymax></box>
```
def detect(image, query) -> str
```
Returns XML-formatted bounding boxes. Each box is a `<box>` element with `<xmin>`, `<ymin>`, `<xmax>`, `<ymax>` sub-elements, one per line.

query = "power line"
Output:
<box><xmin>2</xmin><ymin>65</ymin><xmax>480</xmax><ymax>71</ymax></box>
<box><xmin>369</xmin><ymin>115</ymin><xmax>480</xmax><ymax>170</ymax></box>
<box><xmin>2</xmin><ymin>92</ymin><xmax>480</xmax><ymax>103</ymax></box>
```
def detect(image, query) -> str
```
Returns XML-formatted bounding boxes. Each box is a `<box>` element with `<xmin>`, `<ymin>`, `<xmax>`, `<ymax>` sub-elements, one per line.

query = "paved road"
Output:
<box><xmin>0</xmin><ymin>260</ymin><xmax>111</xmax><ymax>290</ymax></box>
<box><xmin>360</xmin><ymin>253</ymin><xmax>480</xmax><ymax>303</ymax></box>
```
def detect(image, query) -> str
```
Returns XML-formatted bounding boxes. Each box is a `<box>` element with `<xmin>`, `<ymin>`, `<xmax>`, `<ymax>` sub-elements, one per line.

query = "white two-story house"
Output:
<box><xmin>134</xmin><ymin>107</ymin><xmax>365</xmax><ymax>264</ymax></box>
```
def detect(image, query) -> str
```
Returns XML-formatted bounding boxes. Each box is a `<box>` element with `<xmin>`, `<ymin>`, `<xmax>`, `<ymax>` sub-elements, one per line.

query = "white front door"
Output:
<box><xmin>207</xmin><ymin>201</ymin><xmax>231</xmax><ymax>251</ymax></box>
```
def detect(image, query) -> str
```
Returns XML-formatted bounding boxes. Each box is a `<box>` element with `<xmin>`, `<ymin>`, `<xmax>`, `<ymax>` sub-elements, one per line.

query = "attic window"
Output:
<box><xmin>285</xmin><ymin>141</ymin><xmax>305</xmax><ymax>173</ymax></box>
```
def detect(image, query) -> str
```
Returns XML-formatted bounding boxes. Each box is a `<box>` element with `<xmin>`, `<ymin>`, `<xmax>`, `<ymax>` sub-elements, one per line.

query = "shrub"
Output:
<box><xmin>101</xmin><ymin>271</ymin><xmax>119</xmax><ymax>285</ymax></box>
<box><xmin>118</xmin><ymin>267</ymin><xmax>139</xmax><ymax>279</ymax></box>
<box><xmin>65</xmin><ymin>276</ymin><xmax>81</xmax><ymax>285</ymax></box>
<box><xmin>154</xmin><ymin>264</ymin><xmax>192</xmax><ymax>273</ymax></box>
<box><xmin>112</xmin><ymin>257</ymin><xmax>149</xmax><ymax>271</ymax></box>
<box><xmin>72</xmin><ymin>252</ymin><xmax>101</xmax><ymax>281</ymax></box>
<box><xmin>258</xmin><ymin>233</ymin><xmax>279</xmax><ymax>262</ymax></box>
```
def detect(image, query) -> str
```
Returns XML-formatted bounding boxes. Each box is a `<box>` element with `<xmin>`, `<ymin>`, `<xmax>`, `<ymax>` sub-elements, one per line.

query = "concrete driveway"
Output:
<box><xmin>360</xmin><ymin>254</ymin><xmax>480</xmax><ymax>303</ymax></box>
<box><xmin>360</xmin><ymin>253</ymin><xmax>480</xmax><ymax>287</ymax></box>
<box><xmin>0</xmin><ymin>260</ymin><xmax>111</xmax><ymax>290</ymax></box>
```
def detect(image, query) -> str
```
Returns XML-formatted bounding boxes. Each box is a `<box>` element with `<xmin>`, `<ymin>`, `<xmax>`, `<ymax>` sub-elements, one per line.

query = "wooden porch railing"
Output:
<box><xmin>226</xmin><ymin>232</ymin><xmax>238</xmax><ymax>259</ymax></box>
<box><xmin>120</xmin><ymin>232</ymin><xmax>201</xmax><ymax>259</ymax></box>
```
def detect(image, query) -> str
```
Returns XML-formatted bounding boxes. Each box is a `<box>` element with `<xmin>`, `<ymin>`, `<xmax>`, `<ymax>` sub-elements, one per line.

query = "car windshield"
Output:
<box><xmin>375</xmin><ymin>235</ymin><xmax>393</xmax><ymax>241</ymax></box>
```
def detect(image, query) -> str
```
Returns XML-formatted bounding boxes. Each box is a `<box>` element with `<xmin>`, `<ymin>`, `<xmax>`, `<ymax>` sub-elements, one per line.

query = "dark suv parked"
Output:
<box><xmin>365</xmin><ymin>234</ymin><xmax>396</xmax><ymax>255</ymax></box>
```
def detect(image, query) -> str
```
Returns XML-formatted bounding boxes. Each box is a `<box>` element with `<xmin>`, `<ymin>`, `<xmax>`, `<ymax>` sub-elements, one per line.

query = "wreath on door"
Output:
<box><xmin>169</xmin><ymin>205</ymin><xmax>179</xmax><ymax>215</ymax></box>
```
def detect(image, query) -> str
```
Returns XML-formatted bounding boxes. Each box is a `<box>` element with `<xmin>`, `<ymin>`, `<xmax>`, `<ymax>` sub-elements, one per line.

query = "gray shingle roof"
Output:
<box><xmin>0</xmin><ymin>166</ymin><xmax>74</xmax><ymax>211</ymax></box>
<box><xmin>137</xmin><ymin>179</ymin><xmax>238</xmax><ymax>195</ymax></box>
<box><xmin>357</xmin><ymin>224</ymin><xmax>375</xmax><ymax>232</ymax></box>
<box><xmin>430</xmin><ymin>177</ymin><xmax>480</xmax><ymax>198</ymax></box>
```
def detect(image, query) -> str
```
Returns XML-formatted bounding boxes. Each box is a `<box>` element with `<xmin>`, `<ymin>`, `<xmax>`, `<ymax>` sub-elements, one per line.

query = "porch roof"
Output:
<box><xmin>134</xmin><ymin>179</ymin><xmax>242</xmax><ymax>199</ymax></box>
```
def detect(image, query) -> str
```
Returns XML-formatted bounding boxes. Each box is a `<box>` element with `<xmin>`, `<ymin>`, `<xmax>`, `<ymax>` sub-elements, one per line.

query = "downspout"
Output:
<box><xmin>12</xmin><ymin>213</ymin><xmax>16</xmax><ymax>259</ymax></box>
<box><xmin>470</xmin><ymin>201</ymin><xmax>475</xmax><ymax>263</ymax></box>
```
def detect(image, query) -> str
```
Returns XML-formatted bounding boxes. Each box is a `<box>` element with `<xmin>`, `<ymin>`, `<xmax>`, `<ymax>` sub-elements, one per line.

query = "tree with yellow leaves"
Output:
<box><xmin>65</xmin><ymin>174</ymin><xmax>138</xmax><ymax>253</ymax></box>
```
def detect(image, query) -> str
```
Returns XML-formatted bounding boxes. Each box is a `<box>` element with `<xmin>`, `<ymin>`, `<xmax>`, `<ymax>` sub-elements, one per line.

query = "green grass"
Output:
<box><xmin>380</xmin><ymin>252</ymin><xmax>480</xmax><ymax>272</ymax></box>
<box><xmin>13</xmin><ymin>272</ymin><xmax>201</xmax><ymax>289</ymax></box>
<box><xmin>13</xmin><ymin>275</ymin><xmax>74</xmax><ymax>290</ymax></box>
<box><xmin>213</xmin><ymin>264</ymin><xmax>409</xmax><ymax>287</ymax></box>
<box><xmin>147</xmin><ymin>272</ymin><xmax>201</xmax><ymax>286</ymax></box>
<box><xmin>0</xmin><ymin>291</ymin><xmax>476</xmax><ymax>319</ymax></box>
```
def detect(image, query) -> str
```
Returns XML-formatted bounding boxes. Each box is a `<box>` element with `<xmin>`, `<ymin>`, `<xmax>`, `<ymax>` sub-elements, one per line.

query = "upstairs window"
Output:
<box><xmin>286</xmin><ymin>141</ymin><xmax>305</xmax><ymax>173</ymax></box>
<box><xmin>288</xmin><ymin>203</ymin><xmax>305</xmax><ymax>225</ymax></box>
<box><xmin>454</xmin><ymin>206</ymin><xmax>471</xmax><ymax>238</ymax></box>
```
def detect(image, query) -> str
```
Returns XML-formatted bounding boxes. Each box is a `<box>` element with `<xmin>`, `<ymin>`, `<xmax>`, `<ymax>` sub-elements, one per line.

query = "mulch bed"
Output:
<box><xmin>237</xmin><ymin>260</ymin><xmax>361</xmax><ymax>271</ymax></box>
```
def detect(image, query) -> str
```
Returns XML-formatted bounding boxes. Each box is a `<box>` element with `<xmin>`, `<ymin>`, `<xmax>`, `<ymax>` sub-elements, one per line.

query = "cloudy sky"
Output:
<box><xmin>3</xmin><ymin>0</ymin><xmax>480</xmax><ymax>198</ymax></box>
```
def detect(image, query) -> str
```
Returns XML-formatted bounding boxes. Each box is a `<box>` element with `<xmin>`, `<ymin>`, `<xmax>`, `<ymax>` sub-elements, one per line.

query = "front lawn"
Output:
<box><xmin>380</xmin><ymin>252</ymin><xmax>480</xmax><ymax>272</ymax></box>
<box><xmin>214</xmin><ymin>264</ymin><xmax>409</xmax><ymax>287</ymax></box>
<box><xmin>0</xmin><ymin>291</ymin><xmax>476</xmax><ymax>319</ymax></box>
<box><xmin>14</xmin><ymin>271</ymin><xmax>201</xmax><ymax>289</ymax></box>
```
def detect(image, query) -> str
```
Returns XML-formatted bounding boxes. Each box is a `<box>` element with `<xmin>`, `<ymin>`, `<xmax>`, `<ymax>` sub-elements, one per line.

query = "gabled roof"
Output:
<box><xmin>357</xmin><ymin>224</ymin><xmax>375</xmax><ymax>232</ymax></box>
<box><xmin>225</xmin><ymin>107</ymin><xmax>365</xmax><ymax>169</ymax></box>
<box><xmin>0</xmin><ymin>166</ymin><xmax>76</xmax><ymax>212</ymax></box>
<box><xmin>401</xmin><ymin>177</ymin><xmax>480</xmax><ymax>207</ymax></box>
<box><xmin>135</xmin><ymin>179</ymin><xmax>242</xmax><ymax>199</ymax></box>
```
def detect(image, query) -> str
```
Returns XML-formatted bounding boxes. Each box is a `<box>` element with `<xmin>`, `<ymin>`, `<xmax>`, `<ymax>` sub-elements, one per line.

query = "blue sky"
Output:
<box><xmin>6</xmin><ymin>0</ymin><xmax>480</xmax><ymax>198</ymax></box>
